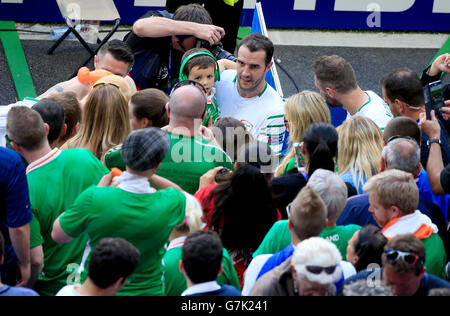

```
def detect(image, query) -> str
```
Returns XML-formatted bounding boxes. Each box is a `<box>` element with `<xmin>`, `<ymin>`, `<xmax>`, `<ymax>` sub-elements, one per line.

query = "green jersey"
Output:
<box><xmin>155</xmin><ymin>132</ymin><xmax>234</xmax><ymax>194</ymax></box>
<box><xmin>421</xmin><ymin>233</ymin><xmax>447</xmax><ymax>279</ymax></box>
<box><xmin>58</xmin><ymin>184</ymin><xmax>186</xmax><ymax>296</ymax></box>
<box><xmin>253</xmin><ymin>220</ymin><xmax>361</xmax><ymax>260</ymax></box>
<box><xmin>321</xmin><ymin>225</ymin><xmax>361</xmax><ymax>259</ymax></box>
<box><xmin>163</xmin><ymin>236</ymin><xmax>241</xmax><ymax>296</ymax></box>
<box><xmin>26</xmin><ymin>148</ymin><xmax>108</xmax><ymax>296</ymax></box>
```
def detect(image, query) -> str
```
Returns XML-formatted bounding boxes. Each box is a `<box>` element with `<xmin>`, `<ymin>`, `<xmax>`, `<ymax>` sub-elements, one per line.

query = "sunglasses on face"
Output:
<box><xmin>384</xmin><ymin>248</ymin><xmax>424</xmax><ymax>266</ymax></box>
<box><xmin>305</xmin><ymin>265</ymin><xmax>337</xmax><ymax>275</ymax></box>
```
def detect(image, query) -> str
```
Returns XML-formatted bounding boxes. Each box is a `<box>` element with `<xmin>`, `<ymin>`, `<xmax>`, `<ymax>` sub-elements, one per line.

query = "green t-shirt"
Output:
<box><xmin>421</xmin><ymin>233</ymin><xmax>446</xmax><ymax>279</ymax></box>
<box><xmin>104</xmin><ymin>145</ymin><xmax>126</xmax><ymax>171</ymax></box>
<box><xmin>203</xmin><ymin>97</ymin><xmax>220</xmax><ymax>126</ymax></box>
<box><xmin>59</xmin><ymin>186</ymin><xmax>186</xmax><ymax>296</ymax></box>
<box><xmin>163</xmin><ymin>237</ymin><xmax>241</xmax><ymax>296</ymax></box>
<box><xmin>26</xmin><ymin>148</ymin><xmax>109</xmax><ymax>296</ymax></box>
<box><xmin>253</xmin><ymin>220</ymin><xmax>361</xmax><ymax>260</ymax></box>
<box><xmin>155</xmin><ymin>132</ymin><xmax>234</xmax><ymax>194</ymax></box>
<box><xmin>321</xmin><ymin>224</ymin><xmax>362</xmax><ymax>259</ymax></box>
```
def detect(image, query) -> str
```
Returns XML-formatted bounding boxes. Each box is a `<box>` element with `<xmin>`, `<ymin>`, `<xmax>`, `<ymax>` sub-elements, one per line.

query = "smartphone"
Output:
<box><xmin>293</xmin><ymin>142</ymin><xmax>305</xmax><ymax>172</ymax></box>
<box><xmin>424</xmin><ymin>80</ymin><xmax>445</xmax><ymax>119</ymax></box>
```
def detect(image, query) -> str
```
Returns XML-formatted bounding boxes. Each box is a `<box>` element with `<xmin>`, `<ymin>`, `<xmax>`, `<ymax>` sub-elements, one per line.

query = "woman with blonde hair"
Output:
<box><xmin>275</xmin><ymin>90</ymin><xmax>331</xmax><ymax>177</ymax></box>
<box><xmin>62</xmin><ymin>83</ymin><xmax>131</xmax><ymax>162</ymax></box>
<box><xmin>337</xmin><ymin>116</ymin><xmax>383</xmax><ymax>194</ymax></box>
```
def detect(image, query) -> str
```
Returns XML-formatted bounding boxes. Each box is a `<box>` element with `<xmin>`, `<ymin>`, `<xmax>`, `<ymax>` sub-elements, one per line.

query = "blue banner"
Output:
<box><xmin>0</xmin><ymin>0</ymin><xmax>449</xmax><ymax>32</ymax></box>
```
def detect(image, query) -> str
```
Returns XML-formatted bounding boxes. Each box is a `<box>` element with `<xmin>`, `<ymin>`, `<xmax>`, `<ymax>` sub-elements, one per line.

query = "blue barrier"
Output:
<box><xmin>0</xmin><ymin>0</ymin><xmax>449</xmax><ymax>31</ymax></box>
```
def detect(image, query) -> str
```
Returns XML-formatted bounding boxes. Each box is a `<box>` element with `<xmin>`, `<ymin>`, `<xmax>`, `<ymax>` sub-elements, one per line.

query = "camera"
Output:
<box><xmin>197</xmin><ymin>40</ymin><xmax>237</xmax><ymax>62</ymax></box>
<box><xmin>215</xmin><ymin>167</ymin><xmax>233</xmax><ymax>183</ymax></box>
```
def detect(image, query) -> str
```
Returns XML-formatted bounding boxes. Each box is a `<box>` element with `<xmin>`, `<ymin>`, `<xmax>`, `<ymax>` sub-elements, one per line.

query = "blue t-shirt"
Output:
<box><xmin>0</xmin><ymin>285</ymin><xmax>39</xmax><ymax>296</ymax></box>
<box><xmin>0</xmin><ymin>148</ymin><xmax>32</xmax><ymax>282</ymax></box>
<box><xmin>417</xmin><ymin>168</ymin><xmax>449</xmax><ymax>223</ymax></box>
<box><xmin>340</xmin><ymin>170</ymin><xmax>366</xmax><ymax>195</ymax></box>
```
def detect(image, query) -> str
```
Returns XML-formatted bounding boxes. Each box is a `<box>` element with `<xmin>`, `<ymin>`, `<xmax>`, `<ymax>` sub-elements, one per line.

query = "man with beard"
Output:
<box><xmin>214</xmin><ymin>33</ymin><xmax>286</xmax><ymax>157</ymax></box>
<box><xmin>312</xmin><ymin>55</ymin><xmax>392</xmax><ymax>130</ymax></box>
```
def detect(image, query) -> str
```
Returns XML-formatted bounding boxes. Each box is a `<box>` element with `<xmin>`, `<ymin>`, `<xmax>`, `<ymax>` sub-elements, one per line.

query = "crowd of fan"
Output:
<box><xmin>1</xmin><ymin>3</ymin><xmax>450</xmax><ymax>297</ymax></box>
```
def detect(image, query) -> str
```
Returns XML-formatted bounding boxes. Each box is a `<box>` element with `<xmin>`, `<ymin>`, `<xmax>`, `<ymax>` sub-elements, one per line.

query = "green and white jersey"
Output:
<box><xmin>58</xmin><ymin>178</ymin><xmax>186</xmax><ymax>296</ymax></box>
<box><xmin>345</xmin><ymin>91</ymin><xmax>393</xmax><ymax>130</ymax></box>
<box><xmin>215</xmin><ymin>70</ymin><xmax>286</xmax><ymax>156</ymax></box>
<box><xmin>253</xmin><ymin>220</ymin><xmax>361</xmax><ymax>260</ymax></box>
<box><xmin>155</xmin><ymin>132</ymin><xmax>234</xmax><ymax>195</ymax></box>
<box><xmin>163</xmin><ymin>236</ymin><xmax>241</xmax><ymax>296</ymax></box>
<box><xmin>26</xmin><ymin>148</ymin><xmax>109</xmax><ymax>296</ymax></box>
<box><xmin>203</xmin><ymin>95</ymin><xmax>220</xmax><ymax>126</ymax></box>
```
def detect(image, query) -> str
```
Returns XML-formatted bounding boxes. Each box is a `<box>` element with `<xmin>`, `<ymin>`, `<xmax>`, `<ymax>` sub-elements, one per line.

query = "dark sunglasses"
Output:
<box><xmin>384</xmin><ymin>248</ymin><xmax>424</xmax><ymax>266</ymax></box>
<box><xmin>305</xmin><ymin>265</ymin><xmax>337</xmax><ymax>275</ymax></box>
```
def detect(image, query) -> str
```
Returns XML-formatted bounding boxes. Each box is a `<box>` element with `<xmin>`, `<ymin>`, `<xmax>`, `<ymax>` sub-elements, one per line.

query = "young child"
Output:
<box><xmin>179</xmin><ymin>48</ymin><xmax>236</xmax><ymax>126</ymax></box>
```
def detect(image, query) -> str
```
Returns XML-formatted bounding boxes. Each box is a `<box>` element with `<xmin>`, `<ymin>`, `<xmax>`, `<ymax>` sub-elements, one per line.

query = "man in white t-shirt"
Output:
<box><xmin>312</xmin><ymin>55</ymin><xmax>392</xmax><ymax>130</ymax></box>
<box><xmin>215</xmin><ymin>33</ymin><xmax>286</xmax><ymax>157</ymax></box>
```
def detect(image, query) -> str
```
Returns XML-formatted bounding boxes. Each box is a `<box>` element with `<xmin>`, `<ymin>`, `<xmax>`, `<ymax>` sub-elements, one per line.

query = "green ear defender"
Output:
<box><xmin>179</xmin><ymin>51</ymin><xmax>221</xmax><ymax>82</ymax></box>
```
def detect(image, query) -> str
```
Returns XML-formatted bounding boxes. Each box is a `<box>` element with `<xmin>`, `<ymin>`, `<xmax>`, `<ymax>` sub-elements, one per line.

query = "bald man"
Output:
<box><xmin>166</xmin><ymin>85</ymin><xmax>208</xmax><ymax>134</ymax></box>
<box><xmin>155</xmin><ymin>85</ymin><xmax>234</xmax><ymax>194</ymax></box>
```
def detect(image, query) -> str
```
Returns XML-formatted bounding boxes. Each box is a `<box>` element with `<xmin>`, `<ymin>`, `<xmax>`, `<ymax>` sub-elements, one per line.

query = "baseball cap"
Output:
<box><xmin>121</xmin><ymin>127</ymin><xmax>170</xmax><ymax>171</ymax></box>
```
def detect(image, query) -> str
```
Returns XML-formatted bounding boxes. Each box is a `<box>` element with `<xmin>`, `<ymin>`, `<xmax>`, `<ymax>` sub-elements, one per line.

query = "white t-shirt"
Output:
<box><xmin>0</xmin><ymin>97</ymin><xmax>38</xmax><ymax>147</ymax></box>
<box><xmin>55</xmin><ymin>285</ymin><xmax>83</xmax><ymax>296</ymax></box>
<box><xmin>215</xmin><ymin>70</ymin><xmax>286</xmax><ymax>156</ymax></box>
<box><xmin>345</xmin><ymin>90</ymin><xmax>392</xmax><ymax>130</ymax></box>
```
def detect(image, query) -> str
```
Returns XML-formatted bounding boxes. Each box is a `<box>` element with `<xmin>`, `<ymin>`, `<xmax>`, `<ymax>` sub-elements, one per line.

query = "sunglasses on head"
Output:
<box><xmin>386</xmin><ymin>135</ymin><xmax>418</xmax><ymax>145</ymax></box>
<box><xmin>93</xmin><ymin>82</ymin><xmax>121</xmax><ymax>90</ymax></box>
<box><xmin>169</xmin><ymin>79</ymin><xmax>208</xmax><ymax>118</ymax></box>
<box><xmin>305</xmin><ymin>265</ymin><xmax>337</xmax><ymax>275</ymax></box>
<box><xmin>170</xmin><ymin>79</ymin><xmax>207</xmax><ymax>97</ymax></box>
<box><xmin>384</xmin><ymin>248</ymin><xmax>424</xmax><ymax>266</ymax></box>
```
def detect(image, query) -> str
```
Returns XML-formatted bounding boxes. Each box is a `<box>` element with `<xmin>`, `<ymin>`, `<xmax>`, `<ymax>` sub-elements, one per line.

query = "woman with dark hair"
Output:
<box><xmin>128</xmin><ymin>88</ymin><xmax>169</xmax><ymax>130</ymax></box>
<box><xmin>195</xmin><ymin>141</ymin><xmax>279</xmax><ymax>287</ymax></box>
<box><xmin>300</xmin><ymin>122</ymin><xmax>338</xmax><ymax>178</ymax></box>
<box><xmin>270</xmin><ymin>122</ymin><xmax>347</xmax><ymax>218</ymax></box>
<box><xmin>346</xmin><ymin>225</ymin><xmax>388</xmax><ymax>272</ymax></box>
<box><xmin>104</xmin><ymin>88</ymin><xmax>169</xmax><ymax>171</ymax></box>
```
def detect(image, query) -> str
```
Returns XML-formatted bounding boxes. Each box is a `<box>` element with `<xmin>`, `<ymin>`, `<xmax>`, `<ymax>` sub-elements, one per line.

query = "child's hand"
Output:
<box><xmin>218</xmin><ymin>59</ymin><xmax>237</xmax><ymax>73</ymax></box>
